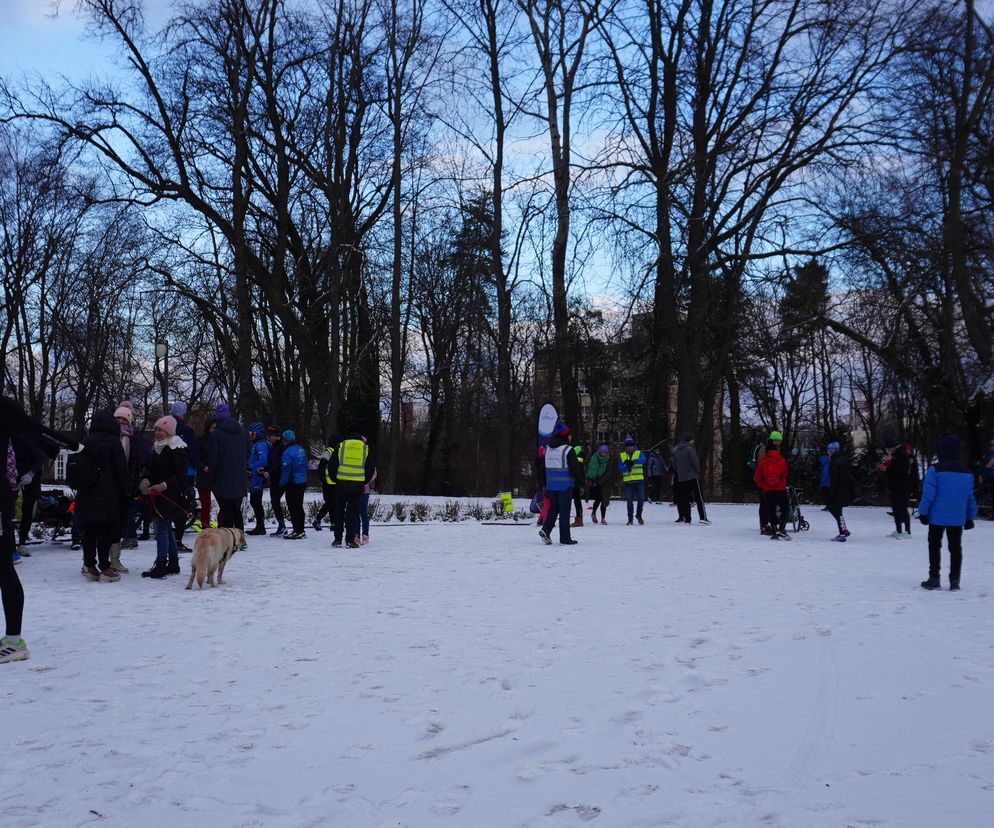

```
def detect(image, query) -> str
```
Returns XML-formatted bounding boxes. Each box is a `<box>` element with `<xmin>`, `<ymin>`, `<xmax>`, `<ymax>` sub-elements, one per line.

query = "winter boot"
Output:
<box><xmin>142</xmin><ymin>560</ymin><xmax>169</xmax><ymax>579</ymax></box>
<box><xmin>636</xmin><ymin>515</ymin><xmax>644</xmax><ymax>525</ymax></box>
<box><xmin>570</xmin><ymin>513</ymin><xmax>584</xmax><ymax>528</ymax></box>
<box><xmin>920</xmin><ymin>576</ymin><xmax>941</xmax><ymax>590</ymax></box>
<box><xmin>82</xmin><ymin>565</ymin><xmax>101</xmax><ymax>581</ymax></box>
<box><xmin>591</xmin><ymin>513</ymin><xmax>598</xmax><ymax>524</ymax></box>
<box><xmin>166</xmin><ymin>554</ymin><xmax>181</xmax><ymax>575</ymax></box>
<box><xmin>949</xmin><ymin>578</ymin><xmax>960</xmax><ymax>591</ymax></box>
<box><xmin>109</xmin><ymin>543</ymin><xmax>129</xmax><ymax>573</ymax></box>
<box><xmin>99</xmin><ymin>567</ymin><xmax>121</xmax><ymax>583</ymax></box>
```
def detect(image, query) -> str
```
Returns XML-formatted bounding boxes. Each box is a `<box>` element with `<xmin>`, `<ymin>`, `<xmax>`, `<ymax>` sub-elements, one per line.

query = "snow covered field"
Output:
<box><xmin>6</xmin><ymin>502</ymin><xmax>994</xmax><ymax>828</ymax></box>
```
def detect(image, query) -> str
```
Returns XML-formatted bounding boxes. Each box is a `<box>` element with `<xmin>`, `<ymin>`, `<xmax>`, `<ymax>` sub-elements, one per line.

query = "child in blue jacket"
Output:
<box><xmin>917</xmin><ymin>435</ymin><xmax>977</xmax><ymax>591</ymax></box>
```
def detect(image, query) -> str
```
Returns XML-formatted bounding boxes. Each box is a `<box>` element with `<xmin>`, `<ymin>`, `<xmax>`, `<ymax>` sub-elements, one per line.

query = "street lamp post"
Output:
<box><xmin>155</xmin><ymin>340</ymin><xmax>169</xmax><ymax>414</ymax></box>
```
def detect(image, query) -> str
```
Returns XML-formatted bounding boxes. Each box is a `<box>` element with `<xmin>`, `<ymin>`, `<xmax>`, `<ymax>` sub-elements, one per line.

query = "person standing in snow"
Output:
<box><xmin>330</xmin><ymin>430</ymin><xmax>374</xmax><ymax>549</ymax></box>
<box><xmin>826</xmin><ymin>441</ymin><xmax>854</xmax><ymax>542</ymax></box>
<box><xmin>313</xmin><ymin>433</ymin><xmax>341</xmax><ymax>533</ymax></box>
<box><xmin>754</xmin><ymin>438</ymin><xmax>790</xmax><ymax>539</ymax></box>
<box><xmin>111</xmin><ymin>403</ymin><xmax>142</xmax><ymax>560</ymax></box>
<box><xmin>918</xmin><ymin>435</ymin><xmax>977</xmax><ymax>591</ymax></box>
<box><xmin>279</xmin><ymin>430</ymin><xmax>308</xmax><ymax>540</ymax></box>
<box><xmin>261</xmin><ymin>424</ymin><xmax>286</xmax><ymax>535</ymax></box>
<box><xmin>139</xmin><ymin>416</ymin><xmax>190</xmax><ymax>579</ymax></box>
<box><xmin>671</xmin><ymin>435</ymin><xmax>703</xmax><ymax>525</ymax></box>
<box><xmin>169</xmin><ymin>401</ymin><xmax>200</xmax><ymax>552</ymax></box>
<box><xmin>586</xmin><ymin>444</ymin><xmax>612</xmax><ymax>524</ymax></box>
<box><xmin>76</xmin><ymin>411</ymin><xmax>131</xmax><ymax>582</ymax></box>
<box><xmin>539</xmin><ymin>428</ymin><xmax>583</xmax><ymax>545</ymax></box>
<box><xmin>570</xmin><ymin>439</ymin><xmax>586</xmax><ymax>528</ymax></box>
<box><xmin>195</xmin><ymin>418</ymin><xmax>218</xmax><ymax>530</ymax></box>
<box><xmin>247</xmin><ymin>422</ymin><xmax>269</xmax><ymax>535</ymax></box>
<box><xmin>206</xmin><ymin>402</ymin><xmax>248</xmax><ymax>530</ymax></box>
<box><xmin>619</xmin><ymin>437</ymin><xmax>646</xmax><ymax>525</ymax></box>
<box><xmin>883</xmin><ymin>436</ymin><xmax>914</xmax><ymax>539</ymax></box>
<box><xmin>646</xmin><ymin>449</ymin><xmax>664</xmax><ymax>504</ymax></box>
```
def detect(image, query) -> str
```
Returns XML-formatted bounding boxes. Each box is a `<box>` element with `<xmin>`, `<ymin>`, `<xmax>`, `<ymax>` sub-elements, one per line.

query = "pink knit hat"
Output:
<box><xmin>119</xmin><ymin>400</ymin><xmax>134</xmax><ymax>411</ymax></box>
<box><xmin>113</xmin><ymin>405</ymin><xmax>133</xmax><ymax>423</ymax></box>
<box><xmin>153</xmin><ymin>415</ymin><xmax>177</xmax><ymax>436</ymax></box>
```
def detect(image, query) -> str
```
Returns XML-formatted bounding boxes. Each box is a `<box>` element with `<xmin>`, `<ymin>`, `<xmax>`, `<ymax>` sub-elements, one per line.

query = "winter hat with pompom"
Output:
<box><xmin>154</xmin><ymin>416</ymin><xmax>177</xmax><ymax>437</ymax></box>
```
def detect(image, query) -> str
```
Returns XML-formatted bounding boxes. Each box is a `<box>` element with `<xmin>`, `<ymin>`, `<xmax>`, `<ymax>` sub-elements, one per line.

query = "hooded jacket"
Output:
<box><xmin>828</xmin><ymin>453</ymin><xmax>855</xmax><ymax>508</ymax></box>
<box><xmin>74</xmin><ymin>410</ymin><xmax>131</xmax><ymax>525</ymax></box>
<box><xmin>918</xmin><ymin>436</ymin><xmax>977</xmax><ymax>527</ymax></box>
<box><xmin>671</xmin><ymin>441</ymin><xmax>700</xmax><ymax>482</ymax></box>
<box><xmin>206</xmin><ymin>417</ymin><xmax>248</xmax><ymax>499</ymax></box>
<box><xmin>754</xmin><ymin>448</ymin><xmax>788</xmax><ymax>493</ymax></box>
<box><xmin>279</xmin><ymin>441</ymin><xmax>308</xmax><ymax>487</ymax></box>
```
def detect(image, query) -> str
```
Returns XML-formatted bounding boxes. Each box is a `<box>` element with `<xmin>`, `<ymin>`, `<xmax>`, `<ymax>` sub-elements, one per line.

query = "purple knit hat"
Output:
<box><xmin>216</xmin><ymin>403</ymin><xmax>231</xmax><ymax>420</ymax></box>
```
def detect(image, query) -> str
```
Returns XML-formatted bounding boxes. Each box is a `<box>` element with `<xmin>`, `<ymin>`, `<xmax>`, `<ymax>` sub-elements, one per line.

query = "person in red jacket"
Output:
<box><xmin>754</xmin><ymin>440</ymin><xmax>791</xmax><ymax>540</ymax></box>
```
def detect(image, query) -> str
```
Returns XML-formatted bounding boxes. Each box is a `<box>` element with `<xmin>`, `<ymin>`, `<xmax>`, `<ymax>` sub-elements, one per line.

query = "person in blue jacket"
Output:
<box><xmin>917</xmin><ymin>435</ymin><xmax>977</xmax><ymax>591</ymax></box>
<box><xmin>818</xmin><ymin>449</ymin><xmax>831</xmax><ymax>509</ymax></box>
<box><xmin>247</xmin><ymin>423</ymin><xmax>269</xmax><ymax>535</ymax></box>
<box><xmin>279</xmin><ymin>430</ymin><xmax>308</xmax><ymax>539</ymax></box>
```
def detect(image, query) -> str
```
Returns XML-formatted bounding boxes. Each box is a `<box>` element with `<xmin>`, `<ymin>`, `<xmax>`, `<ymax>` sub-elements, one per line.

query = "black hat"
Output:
<box><xmin>884</xmin><ymin>436</ymin><xmax>898</xmax><ymax>449</ymax></box>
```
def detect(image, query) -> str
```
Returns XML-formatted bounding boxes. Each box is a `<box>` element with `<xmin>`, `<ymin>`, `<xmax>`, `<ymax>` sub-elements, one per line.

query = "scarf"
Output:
<box><xmin>153</xmin><ymin>434</ymin><xmax>188</xmax><ymax>454</ymax></box>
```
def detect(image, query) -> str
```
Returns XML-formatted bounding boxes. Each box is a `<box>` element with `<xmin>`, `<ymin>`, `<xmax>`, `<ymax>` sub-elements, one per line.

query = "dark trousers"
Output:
<box><xmin>82</xmin><ymin>520</ymin><xmax>117</xmax><ymax>569</ymax></box>
<box><xmin>573</xmin><ymin>489</ymin><xmax>583</xmax><ymax>520</ymax></box>
<box><xmin>17</xmin><ymin>479</ymin><xmax>41</xmax><ymax>546</ymax></box>
<box><xmin>761</xmin><ymin>490</ymin><xmax>788</xmax><ymax>533</ymax></box>
<box><xmin>1</xmin><ymin>503</ymin><xmax>24</xmax><ymax>637</ymax></box>
<box><xmin>648</xmin><ymin>475</ymin><xmax>662</xmax><ymax>503</ymax></box>
<box><xmin>217</xmin><ymin>497</ymin><xmax>244</xmax><ymax>529</ymax></box>
<box><xmin>691</xmin><ymin>478</ymin><xmax>708</xmax><ymax>521</ymax></box>
<box><xmin>284</xmin><ymin>483</ymin><xmax>306</xmax><ymax>534</ymax></box>
<box><xmin>316</xmin><ymin>483</ymin><xmax>337</xmax><ymax>527</ymax></box>
<box><xmin>198</xmin><ymin>487</ymin><xmax>213</xmax><ymax>528</ymax></box>
<box><xmin>336</xmin><ymin>491</ymin><xmax>363</xmax><ymax>543</ymax></box>
<box><xmin>624</xmin><ymin>481</ymin><xmax>645</xmax><ymax>521</ymax></box>
<box><xmin>588</xmin><ymin>483</ymin><xmax>607</xmax><ymax>520</ymax></box>
<box><xmin>541</xmin><ymin>488</ymin><xmax>573</xmax><ymax>543</ymax></box>
<box><xmin>890</xmin><ymin>491</ymin><xmax>910</xmax><ymax>533</ymax></box>
<box><xmin>173</xmin><ymin>477</ymin><xmax>195</xmax><ymax>542</ymax></box>
<box><xmin>675</xmin><ymin>480</ymin><xmax>693</xmax><ymax>523</ymax></box>
<box><xmin>928</xmin><ymin>524</ymin><xmax>963</xmax><ymax>581</ymax></box>
<box><xmin>249</xmin><ymin>489</ymin><xmax>266</xmax><ymax>529</ymax></box>
<box><xmin>828</xmin><ymin>503</ymin><xmax>847</xmax><ymax>534</ymax></box>
<box><xmin>270</xmin><ymin>486</ymin><xmax>285</xmax><ymax>529</ymax></box>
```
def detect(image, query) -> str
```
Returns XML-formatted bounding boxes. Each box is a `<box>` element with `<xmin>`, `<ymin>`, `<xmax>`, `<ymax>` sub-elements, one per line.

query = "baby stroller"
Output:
<box><xmin>34</xmin><ymin>489</ymin><xmax>75</xmax><ymax>541</ymax></box>
<box><xmin>787</xmin><ymin>486</ymin><xmax>810</xmax><ymax>533</ymax></box>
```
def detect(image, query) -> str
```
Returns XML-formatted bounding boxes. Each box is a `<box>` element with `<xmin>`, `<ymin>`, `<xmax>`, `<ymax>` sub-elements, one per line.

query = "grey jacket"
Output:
<box><xmin>671</xmin><ymin>441</ymin><xmax>700</xmax><ymax>482</ymax></box>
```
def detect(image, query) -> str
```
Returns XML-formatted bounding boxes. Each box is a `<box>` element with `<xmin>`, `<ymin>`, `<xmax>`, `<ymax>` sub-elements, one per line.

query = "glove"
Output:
<box><xmin>965</xmin><ymin>519</ymin><xmax>975</xmax><ymax>531</ymax></box>
<box><xmin>918</xmin><ymin>514</ymin><xmax>928</xmax><ymax>526</ymax></box>
<box><xmin>149</xmin><ymin>482</ymin><xmax>167</xmax><ymax>494</ymax></box>
<box><xmin>139</xmin><ymin>478</ymin><xmax>151</xmax><ymax>495</ymax></box>
<box><xmin>17</xmin><ymin>471</ymin><xmax>34</xmax><ymax>490</ymax></box>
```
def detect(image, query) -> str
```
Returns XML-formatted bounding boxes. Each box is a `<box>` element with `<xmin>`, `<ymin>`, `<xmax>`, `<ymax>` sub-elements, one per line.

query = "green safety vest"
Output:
<box><xmin>621</xmin><ymin>450</ymin><xmax>644</xmax><ymax>483</ymax></box>
<box><xmin>337</xmin><ymin>439</ymin><xmax>368</xmax><ymax>483</ymax></box>
<box><xmin>323</xmin><ymin>446</ymin><xmax>337</xmax><ymax>486</ymax></box>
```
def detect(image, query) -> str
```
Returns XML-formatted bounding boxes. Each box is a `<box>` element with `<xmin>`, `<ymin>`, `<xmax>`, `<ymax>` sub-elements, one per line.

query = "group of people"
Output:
<box><xmin>535</xmin><ymin>429</ymin><xmax>711</xmax><ymax>546</ymax></box>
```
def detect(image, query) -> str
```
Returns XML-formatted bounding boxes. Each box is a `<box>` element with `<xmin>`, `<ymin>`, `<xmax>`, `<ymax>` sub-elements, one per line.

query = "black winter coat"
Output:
<box><xmin>145</xmin><ymin>436</ymin><xmax>191</xmax><ymax>519</ymax></box>
<box><xmin>175</xmin><ymin>416</ymin><xmax>200</xmax><ymax>472</ymax></box>
<box><xmin>828</xmin><ymin>454</ymin><xmax>856</xmax><ymax>508</ymax></box>
<box><xmin>75</xmin><ymin>411</ymin><xmax>131</xmax><ymax>526</ymax></box>
<box><xmin>206</xmin><ymin>418</ymin><xmax>248</xmax><ymax>499</ymax></box>
<box><xmin>266</xmin><ymin>440</ymin><xmax>284</xmax><ymax>488</ymax></box>
<box><xmin>884</xmin><ymin>447</ymin><xmax>914</xmax><ymax>498</ymax></box>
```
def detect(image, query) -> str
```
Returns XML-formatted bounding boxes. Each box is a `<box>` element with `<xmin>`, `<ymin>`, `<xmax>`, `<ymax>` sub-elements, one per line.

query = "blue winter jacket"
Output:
<box><xmin>248</xmin><ymin>439</ymin><xmax>270</xmax><ymax>491</ymax></box>
<box><xmin>819</xmin><ymin>454</ymin><xmax>831</xmax><ymax>488</ymax></box>
<box><xmin>918</xmin><ymin>436</ymin><xmax>977</xmax><ymax>527</ymax></box>
<box><xmin>279</xmin><ymin>442</ymin><xmax>308</xmax><ymax>486</ymax></box>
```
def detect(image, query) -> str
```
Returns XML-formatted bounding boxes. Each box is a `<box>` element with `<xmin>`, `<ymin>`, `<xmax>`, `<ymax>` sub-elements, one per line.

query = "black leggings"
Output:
<box><xmin>587</xmin><ymin>483</ymin><xmax>608</xmax><ymax>519</ymax></box>
<box><xmin>761</xmin><ymin>490</ymin><xmax>788</xmax><ymax>533</ymax></box>
<box><xmin>270</xmin><ymin>486</ymin><xmax>285</xmax><ymax>529</ymax></box>
<box><xmin>249</xmin><ymin>489</ymin><xmax>266</xmax><ymax>529</ymax></box>
<box><xmin>315</xmin><ymin>483</ymin><xmax>336</xmax><ymax>523</ymax></box>
<box><xmin>890</xmin><ymin>492</ymin><xmax>910</xmax><ymax>533</ymax></box>
<box><xmin>828</xmin><ymin>504</ymin><xmax>848</xmax><ymax>534</ymax></box>
<box><xmin>1</xmin><ymin>504</ymin><xmax>24</xmax><ymax>637</ymax></box>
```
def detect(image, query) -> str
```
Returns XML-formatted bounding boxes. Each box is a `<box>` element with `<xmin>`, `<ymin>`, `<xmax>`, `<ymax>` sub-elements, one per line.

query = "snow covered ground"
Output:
<box><xmin>6</xmin><ymin>502</ymin><xmax>994</xmax><ymax>827</ymax></box>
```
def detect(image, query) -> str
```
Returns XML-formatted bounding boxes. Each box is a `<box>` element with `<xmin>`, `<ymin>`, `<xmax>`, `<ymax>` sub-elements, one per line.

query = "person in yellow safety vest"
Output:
<box><xmin>618</xmin><ymin>437</ymin><xmax>646</xmax><ymax>525</ymax></box>
<box><xmin>312</xmin><ymin>433</ymin><xmax>341</xmax><ymax>534</ymax></box>
<box><xmin>329</xmin><ymin>430</ymin><xmax>374</xmax><ymax>549</ymax></box>
<box><xmin>570</xmin><ymin>442</ymin><xmax>586</xmax><ymax>528</ymax></box>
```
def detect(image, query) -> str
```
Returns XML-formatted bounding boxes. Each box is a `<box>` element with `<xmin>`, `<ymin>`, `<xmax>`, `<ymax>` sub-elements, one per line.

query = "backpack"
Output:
<box><xmin>66</xmin><ymin>446</ymin><xmax>101</xmax><ymax>490</ymax></box>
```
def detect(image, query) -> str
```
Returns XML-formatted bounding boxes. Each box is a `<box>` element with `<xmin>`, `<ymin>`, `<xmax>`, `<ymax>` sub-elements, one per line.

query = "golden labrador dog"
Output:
<box><xmin>186</xmin><ymin>527</ymin><xmax>245</xmax><ymax>589</ymax></box>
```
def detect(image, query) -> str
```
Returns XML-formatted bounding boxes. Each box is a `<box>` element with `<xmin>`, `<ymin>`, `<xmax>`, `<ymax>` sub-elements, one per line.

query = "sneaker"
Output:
<box><xmin>831</xmin><ymin>534</ymin><xmax>847</xmax><ymax>542</ymax></box>
<box><xmin>769</xmin><ymin>533</ymin><xmax>782</xmax><ymax>541</ymax></box>
<box><xmin>561</xmin><ymin>539</ymin><xmax>578</xmax><ymax>545</ymax></box>
<box><xmin>949</xmin><ymin>579</ymin><xmax>960</xmax><ymax>591</ymax></box>
<box><xmin>99</xmin><ymin>567</ymin><xmax>121</xmax><ymax>583</ymax></box>
<box><xmin>121</xmin><ymin>537</ymin><xmax>139</xmax><ymax>549</ymax></box>
<box><xmin>760</xmin><ymin>526</ymin><xmax>774</xmax><ymax>535</ymax></box>
<box><xmin>886</xmin><ymin>530</ymin><xmax>903</xmax><ymax>539</ymax></box>
<box><xmin>699</xmin><ymin>519</ymin><xmax>712</xmax><ymax>525</ymax></box>
<box><xmin>12</xmin><ymin>553</ymin><xmax>21</xmax><ymax>565</ymax></box>
<box><xmin>898</xmin><ymin>532</ymin><xmax>912</xmax><ymax>540</ymax></box>
<box><xmin>538</xmin><ymin>529</ymin><xmax>552</xmax><ymax>546</ymax></box>
<box><xmin>247</xmin><ymin>527</ymin><xmax>267</xmax><ymax>536</ymax></box>
<box><xmin>82</xmin><ymin>565</ymin><xmax>101</xmax><ymax>581</ymax></box>
<box><xmin>270</xmin><ymin>526</ymin><xmax>287</xmax><ymax>537</ymax></box>
<box><xmin>674</xmin><ymin>518</ymin><xmax>684</xmax><ymax>524</ymax></box>
<box><xmin>284</xmin><ymin>531</ymin><xmax>306</xmax><ymax>540</ymax></box>
<box><xmin>601</xmin><ymin>517</ymin><xmax>607</xmax><ymax>525</ymax></box>
<box><xmin>70</xmin><ymin>542</ymin><xmax>82</xmax><ymax>551</ymax></box>
<box><xmin>17</xmin><ymin>546</ymin><xmax>30</xmax><ymax>557</ymax></box>
<box><xmin>360</xmin><ymin>534</ymin><xmax>369</xmax><ymax>545</ymax></box>
<box><xmin>592</xmin><ymin>515</ymin><xmax>598</xmax><ymax>524</ymax></box>
<box><xmin>177</xmin><ymin>542</ymin><xmax>193</xmax><ymax>553</ymax></box>
<box><xmin>842</xmin><ymin>529</ymin><xmax>851</xmax><ymax>537</ymax></box>
<box><xmin>921</xmin><ymin>576</ymin><xmax>941</xmax><ymax>590</ymax></box>
<box><xmin>331</xmin><ymin>540</ymin><xmax>343</xmax><ymax>548</ymax></box>
<box><xmin>347</xmin><ymin>539</ymin><xmax>361</xmax><ymax>549</ymax></box>
<box><xmin>0</xmin><ymin>636</ymin><xmax>29</xmax><ymax>664</ymax></box>
<box><xmin>636</xmin><ymin>516</ymin><xmax>644</xmax><ymax>525</ymax></box>
<box><xmin>627</xmin><ymin>520</ymin><xmax>633</xmax><ymax>526</ymax></box>
<box><xmin>311</xmin><ymin>520</ymin><xmax>322</xmax><ymax>532</ymax></box>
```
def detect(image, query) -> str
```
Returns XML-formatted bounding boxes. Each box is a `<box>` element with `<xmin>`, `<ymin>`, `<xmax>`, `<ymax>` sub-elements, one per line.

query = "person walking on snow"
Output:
<box><xmin>619</xmin><ymin>437</ymin><xmax>646</xmax><ymax>525</ymax></box>
<box><xmin>754</xmin><ymin>438</ymin><xmax>790</xmax><ymax>539</ymax></box>
<box><xmin>918</xmin><ymin>435</ymin><xmax>977</xmax><ymax>590</ymax></box>
<box><xmin>826</xmin><ymin>442</ymin><xmax>855</xmax><ymax>542</ymax></box>
<box><xmin>883</xmin><ymin>436</ymin><xmax>914</xmax><ymax>538</ymax></box>
<box><xmin>279</xmin><ymin>430</ymin><xmax>308</xmax><ymax>540</ymax></box>
<box><xmin>247</xmin><ymin>422</ymin><xmax>269</xmax><ymax>535</ymax></box>
<box><xmin>539</xmin><ymin>429</ymin><xmax>583</xmax><ymax>545</ymax></box>
<box><xmin>586</xmin><ymin>444</ymin><xmax>612</xmax><ymax>524</ymax></box>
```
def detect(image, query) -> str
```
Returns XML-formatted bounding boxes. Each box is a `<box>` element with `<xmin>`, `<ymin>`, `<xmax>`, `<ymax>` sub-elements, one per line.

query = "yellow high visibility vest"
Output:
<box><xmin>337</xmin><ymin>439</ymin><xmax>368</xmax><ymax>483</ymax></box>
<box><xmin>323</xmin><ymin>447</ymin><xmax>337</xmax><ymax>486</ymax></box>
<box><xmin>621</xmin><ymin>450</ymin><xmax>644</xmax><ymax>483</ymax></box>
